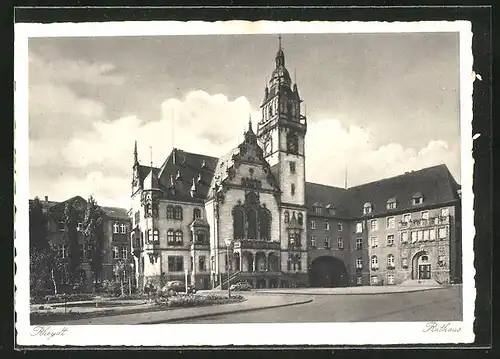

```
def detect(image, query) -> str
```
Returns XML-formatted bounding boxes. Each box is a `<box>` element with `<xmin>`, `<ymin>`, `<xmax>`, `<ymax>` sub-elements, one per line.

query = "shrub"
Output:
<box><xmin>34</xmin><ymin>293</ymin><xmax>95</xmax><ymax>304</ymax></box>
<box><xmin>154</xmin><ymin>293</ymin><xmax>244</xmax><ymax>308</ymax></box>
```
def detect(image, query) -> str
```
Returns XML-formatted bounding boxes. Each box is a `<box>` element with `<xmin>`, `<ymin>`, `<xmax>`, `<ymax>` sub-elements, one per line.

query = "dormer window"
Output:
<box><xmin>386</xmin><ymin>198</ymin><xmax>397</xmax><ymax>210</ymax></box>
<box><xmin>314</xmin><ymin>206</ymin><xmax>322</xmax><ymax>215</ymax></box>
<box><xmin>412</xmin><ymin>193</ymin><xmax>424</xmax><ymax>205</ymax></box>
<box><xmin>363</xmin><ymin>202</ymin><xmax>372</xmax><ymax>215</ymax></box>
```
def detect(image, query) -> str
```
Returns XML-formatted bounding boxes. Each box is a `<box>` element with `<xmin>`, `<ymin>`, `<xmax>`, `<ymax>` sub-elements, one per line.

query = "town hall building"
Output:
<box><xmin>129</xmin><ymin>41</ymin><xmax>462</xmax><ymax>290</ymax></box>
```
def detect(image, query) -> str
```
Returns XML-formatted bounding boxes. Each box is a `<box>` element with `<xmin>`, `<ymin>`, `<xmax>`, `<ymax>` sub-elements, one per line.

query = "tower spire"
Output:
<box><xmin>278</xmin><ymin>34</ymin><xmax>282</xmax><ymax>50</ymax></box>
<box><xmin>248</xmin><ymin>113</ymin><xmax>253</xmax><ymax>131</ymax></box>
<box><xmin>133</xmin><ymin>140</ymin><xmax>138</xmax><ymax>165</ymax></box>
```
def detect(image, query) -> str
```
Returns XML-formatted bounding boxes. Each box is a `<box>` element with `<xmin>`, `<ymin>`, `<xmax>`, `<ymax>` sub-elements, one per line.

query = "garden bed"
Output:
<box><xmin>30</xmin><ymin>293</ymin><xmax>246</xmax><ymax>325</ymax></box>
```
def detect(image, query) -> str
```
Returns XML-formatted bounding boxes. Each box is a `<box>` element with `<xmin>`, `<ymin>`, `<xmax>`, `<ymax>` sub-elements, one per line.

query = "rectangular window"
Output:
<box><xmin>371</xmin><ymin>276</ymin><xmax>379</xmax><ymax>285</ymax></box>
<box><xmin>58</xmin><ymin>244</ymin><xmax>67</xmax><ymax>258</ymax></box>
<box><xmin>421</xmin><ymin>211</ymin><xmax>429</xmax><ymax>220</ymax></box>
<box><xmin>324</xmin><ymin>220</ymin><xmax>330</xmax><ymax>230</ymax></box>
<box><xmin>120</xmin><ymin>223</ymin><xmax>127</xmax><ymax>234</ymax></box>
<box><xmin>439</xmin><ymin>227</ymin><xmax>447</xmax><ymax>239</ymax></box>
<box><xmin>430</xmin><ymin>228</ymin><xmax>436</xmax><ymax>240</ymax></box>
<box><xmin>370</xmin><ymin>236</ymin><xmax>378</xmax><ymax>248</ymax></box>
<box><xmin>387</xmin><ymin>201</ymin><xmax>397</xmax><ymax>210</ymax></box>
<box><xmin>337</xmin><ymin>237</ymin><xmax>344</xmax><ymax>250</ymax></box>
<box><xmin>403</xmin><ymin>214</ymin><xmax>412</xmax><ymax>223</ymax></box>
<box><xmin>199</xmin><ymin>256</ymin><xmax>207</xmax><ymax>271</ymax></box>
<box><xmin>337</xmin><ymin>222</ymin><xmax>343</xmax><ymax>231</ymax></box>
<box><xmin>370</xmin><ymin>219</ymin><xmax>378</xmax><ymax>231</ymax></box>
<box><xmin>121</xmin><ymin>245</ymin><xmax>128</xmax><ymax>259</ymax></box>
<box><xmin>113</xmin><ymin>223</ymin><xmax>120</xmax><ymax>234</ymax></box>
<box><xmin>291</xmin><ymin>183</ymin><xmax>296</xmax><ymax>196</ymax></box>
<box><xmin>134</xmin><ymin>211</ymin><xmax>140</xmax><ymax>225</ymax></box>
<box><xmin>57</xmin><ymin>221</ymin><xmax>65</xmax><ymax>231</ymax></box>
<box><xmin>315</xmin><ymin>207</ymin><xmax>322</xmax><ymax>214</ymax></box>
<box><xmin>411</xmin><ymin>231</ymin><xmax>417</xmax><ymax>243</ymax></box>
<box><xmin>387</xmin><ymin>234</ymin><xmax>395</xmax><ymax>246</ymax></box>
<box><xmin>387</xmin><ymin>274</ymin><xmax>395</xmax><ymax>285</ymax></box>
<box><xmin>356</xmin><ymin>222</ymin><xmax>363</xmax><ymax>233</ymax></box>
<box><xmin>417</xmin><ymin>230</ymin><xmax>423</xmax><ymax>241</ymax></box>
<box><xmin>413</xmin><ymin>197</ymin><xmax>423</xmax><ymax>205</ymax></box>
<box><xmin>356</xmin><ymin>238</ymin><xmax>362</xmax><ymax>250</ymax></box>
<box><xmin>387</xmin><ymin>217</ymin><xmax>395</xmax><ymax>229</ymax></box>
<box><xmin>310</xmin><ymin>236</ymin><xmax>316</xmax><ymax>247</ymax></box>
<box><xmin>289</xmin><ymin>162</ymin><xmax>296</xmax><ymax>174</ymax></box>
<box><xmin>310</xmin><ymin>220</ymin><xmax>316</xmax><ymax>229</ymax></box>
<box><xmin>168</xmin><ymin>256</ymin><xmax>184</xmax><ymax>272</ymax></box>
<box><xmin>77</xmin><ymin>222</ymin><xmax>84</xmax><ymax>232</ymax></box>
<box><xmin>400</xmin><ymin>231</ymin><xmax>408</xmax><ymax>243</ymax></box>
<box><xmin>441</xmin><ymin>208</ymin><xmax>450</xmax><ymax>217</ymax></box>
<box><xmin>356</xmin><ymin>276</ymin><xmax>362</xmax><ymax>285</ymax></box>
<box><xmin>356</xmin><ymin>258</ymin><xmax>363</xmax><ymax>269</ymax></box>
<box><xmin>112</xmin><ymin>246</ymin><xmax>119</xmax><ymax>259</ymax></box>
<box><xmin>423</xmin><ymin>230</ymin><xmax>430</xmax><ymax>241</ymax></box>
<box><xmin>324</xmin><ymin>236</ymin><xmax>330</xmax><ymax>249</ymax></box>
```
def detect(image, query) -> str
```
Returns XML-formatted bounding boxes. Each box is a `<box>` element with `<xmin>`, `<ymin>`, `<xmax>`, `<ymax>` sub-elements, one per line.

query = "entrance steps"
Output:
<box><xmin>400</xmin><ymin>279</ymin><xmax>441</xmax><ymax>287</ymax></box>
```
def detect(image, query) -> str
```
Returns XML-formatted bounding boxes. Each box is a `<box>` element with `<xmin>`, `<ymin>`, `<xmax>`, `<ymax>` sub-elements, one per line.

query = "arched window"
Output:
<box><xmin>259</xmin><ymin>209</ymin><xmax>271</xmax><ymax>240</ymax></box>
<box><xmin>193</xmin><ymin>208</ymin><xmax>202</xmax><ymax>220</ymax></box>
<box><xmin>166</xmin><ymin>205</ymin><xmax>174</xmax><ymax>219</ymax></box>
<box><xmin>371</xmin><ymin>255</ymin><xmax>379</xmax><ymax>268</ymax></box>
<box><xmin>174</xmin><ymin>230</ymin><xmax>183</xmax><ymax>244</ymax></box>
<box><xmin>297</xmin><ymin>213</ymin><xmax>303</xmax><ymax>226</ymax></box>
<box><xmin>174</xmin><ymin>206</ymin><xmax>183</xmax><ymax>220</ymax></box>
<box><xmin>284</xmin><ymin>211</ymin><xmax>290</xmax><ymax>223</ymax></box>
<box><xmin>232</xmin><ymin>207</ymin><xmax>245</xmax><ymax>239</ymax></box>
<box><xmin>387</xmin><ymin>254</ymin><xmax>395</xmax><ymax>267</ymax></box>
<box><xmin>247</xmin><ymin>209</ymin><xmax>258</xmax><ymax>239</ymax></box>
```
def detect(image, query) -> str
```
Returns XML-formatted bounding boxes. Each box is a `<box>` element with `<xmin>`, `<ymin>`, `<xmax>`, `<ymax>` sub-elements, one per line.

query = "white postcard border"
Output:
<box><xmin>14</xmin><ymin>20</ymin><xmax>475</xmax><ymax>346</ymax></box>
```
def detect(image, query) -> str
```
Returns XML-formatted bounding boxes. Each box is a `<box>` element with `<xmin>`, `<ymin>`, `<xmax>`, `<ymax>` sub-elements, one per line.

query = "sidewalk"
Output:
<box><xmin>43</xmin><ymin>294</ymin><xmax>312</xmax><ymax>325</ymax></box>
<box><xmin>252</xmin><ymin>285</ymin><xmax>448</xmax><ymax>296</ymax></box>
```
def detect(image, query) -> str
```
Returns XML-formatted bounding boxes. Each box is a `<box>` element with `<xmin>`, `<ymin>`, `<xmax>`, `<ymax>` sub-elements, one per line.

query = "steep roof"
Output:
<box><xmin>344</xmin><ymin>164</ymin><xmax>460</xmax><ymax>218</ymax></box>
<box><xmin>137</xmin><ymin>148</ymin><xmax>218</xmax><ymax>203</ymax></box>
<box><xmin>102</xmin><ymin>206</ymin><xmax>129</xmax><ymax>220</ymax></box>
<box><xmin>306</xmin><ymin>164</ymin><xmax>461</xmax><ymax>219</ymax></box>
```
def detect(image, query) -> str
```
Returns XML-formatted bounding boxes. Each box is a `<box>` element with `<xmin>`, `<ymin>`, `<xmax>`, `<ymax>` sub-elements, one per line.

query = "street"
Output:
<box><xmin>175</xmin><ymin>285</ymin><xmax>462</xmax><ymax>323</ymax></box>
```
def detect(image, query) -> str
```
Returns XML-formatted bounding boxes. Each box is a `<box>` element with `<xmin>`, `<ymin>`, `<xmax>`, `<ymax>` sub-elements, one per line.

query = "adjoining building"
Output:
<box><xmin>30</xmin><ymin>195</ymin><xmax>132</xmax><ymax>292</ymax></box>
<box><xmin>128</xmin><ymin>42</ymin><xmax>462</xmax><ymax>290</ymax></box>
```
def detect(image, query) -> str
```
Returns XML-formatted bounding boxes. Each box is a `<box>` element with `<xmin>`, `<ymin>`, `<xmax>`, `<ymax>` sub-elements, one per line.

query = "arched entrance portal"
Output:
<box><xmin>309</xmin><ymin>256</ymin><xmax>348</xmax><ymax>287</ymax></box>
<box><xmin>412</xmin><ymin>251</ymin><xmax>432</xmax><ymax>280</ymax></box>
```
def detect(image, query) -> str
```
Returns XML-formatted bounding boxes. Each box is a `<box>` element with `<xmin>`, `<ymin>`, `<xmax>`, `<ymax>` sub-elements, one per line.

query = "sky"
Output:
<box><xmin>28</xmin><ymin>32</ymin><xmax>461</xmax><ymax>209</ymax></box>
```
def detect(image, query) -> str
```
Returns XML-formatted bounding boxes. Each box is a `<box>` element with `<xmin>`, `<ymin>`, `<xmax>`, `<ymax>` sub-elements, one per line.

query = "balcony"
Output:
<box><xmin>398</xmin><ymin>215</ymin><xmax>449</xmax><ymax>229</ymax></box>
<box><xmin>233</xmin><ymin>240</ymin><xmax>281</xmax><ymax>250</ymax></box>
<box><xmin>190</xmin><ymin>241</ymin><xmax>210</xmax><ymax>250</ymax></box>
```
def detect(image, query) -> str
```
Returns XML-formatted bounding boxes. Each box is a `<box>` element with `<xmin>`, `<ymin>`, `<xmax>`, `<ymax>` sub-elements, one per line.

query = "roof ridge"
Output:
<box><xmin>347</xmin><ymin>164</ymin><xmax>448</xmax><ymax>190</ymax></box>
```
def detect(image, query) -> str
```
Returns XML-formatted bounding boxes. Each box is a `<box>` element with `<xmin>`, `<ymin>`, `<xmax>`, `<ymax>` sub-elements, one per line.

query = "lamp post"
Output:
<box><xmin>224</xmin><ymin>238</ymin><xmax>233</xmax><ymax>299</ymax></box>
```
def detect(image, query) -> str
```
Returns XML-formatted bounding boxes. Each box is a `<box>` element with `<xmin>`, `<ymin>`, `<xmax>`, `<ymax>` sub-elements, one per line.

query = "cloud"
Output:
<box><xmin>305</xmin><ymin>119</ymin><xmax>459</xmax><ymax>187</ymax></box>
<box><xmin>29</xmin><ymin>52</ymin><xmax>126</xmax><ymax>86</ymax></box>
<box><xmin>29</xmin><ymin>88</ymin><xmax>459</xmax><ymax>207</ymax></box>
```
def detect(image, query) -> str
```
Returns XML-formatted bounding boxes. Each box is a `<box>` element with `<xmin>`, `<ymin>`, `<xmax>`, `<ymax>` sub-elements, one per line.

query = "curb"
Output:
<box><xmin>140</xmin><ymin>298</ymin><xmax>314</xmax><ymax>324</ymax></box>
<box><xmin>253</xmin><ymin>286</ymin><xmax>449</xmax><ymax>296</ymax></box>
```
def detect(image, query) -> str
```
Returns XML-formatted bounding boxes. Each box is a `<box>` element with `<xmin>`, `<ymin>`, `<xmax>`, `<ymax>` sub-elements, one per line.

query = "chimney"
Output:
<box><xmin>44</xmin><ymin>196</ymin><xmax>48</xmax><ymax>202</ymax></box>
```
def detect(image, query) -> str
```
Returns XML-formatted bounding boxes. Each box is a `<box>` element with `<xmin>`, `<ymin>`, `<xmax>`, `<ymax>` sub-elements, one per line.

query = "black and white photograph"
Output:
<box><xmin>15</xmin><ymin>20</ymin><xmax>475</xmax><ymax>346</ymax></box>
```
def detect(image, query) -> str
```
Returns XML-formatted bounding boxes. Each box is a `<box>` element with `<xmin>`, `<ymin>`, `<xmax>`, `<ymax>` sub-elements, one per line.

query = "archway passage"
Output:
<box><xmin>309</xmin><ymin>256</ymin><xmax>348</xmax><ymax>287</ymax></box>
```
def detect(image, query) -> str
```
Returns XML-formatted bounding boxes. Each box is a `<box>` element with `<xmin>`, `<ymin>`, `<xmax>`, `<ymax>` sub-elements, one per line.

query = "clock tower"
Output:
<box><xmin>257</xmin><ymin>36</ymin><xmax>308</xmax><ymax>283</ymax></box>
<box><xmin>256</xmin><ymin>36</ymin><xmax>307</xmax><ymax>208</ymax></box>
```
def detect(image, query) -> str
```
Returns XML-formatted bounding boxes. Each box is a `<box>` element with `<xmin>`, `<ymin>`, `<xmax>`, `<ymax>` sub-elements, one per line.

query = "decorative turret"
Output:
<box><xmin>190</xmin><ymin>177</ymin><xmax>197</xmax><ymax>198</ymax></box>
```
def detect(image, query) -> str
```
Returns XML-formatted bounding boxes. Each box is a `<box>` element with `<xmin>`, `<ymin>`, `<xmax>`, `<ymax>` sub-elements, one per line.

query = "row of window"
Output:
<box><xmin>112</xmin><ymin>245</ymin><xmax>129</xmax><ymax>259</ymax></box>
<box><xmin>310</xmin><ymin>220</ymin><xmax>343</xmax><ymax>231</ymax></box>
<box><xmin>369</xmin><ymin>275</ymin><xmax>396</xmax><ymax>285</ymax></box>
<box><xmin>112</xmin><ymin>223</ymin><xmax>128</xmax><ymax>234</ymax></box>
<box><xmin>167</xmin><ymin>255</ymin><xmax>208</xmax><ymax>272</ymax></box>
<box><xmin>310</xmin><ymin>236</ymin><xmax>344</xmax><ymax>249</ymax></box>
<box><xmin>233</xmin><ymin>207</ymin><xmax>271</xmax><ymax>240</ymax></box>
<box><xmin>355</xmin><ymin>208</ymin><xmax>450</xmax><ymax>233</ymax></box>
<box><xmin>370</xmin><ymin>254</ymin><xmax>396</xmax><ymax>268</ymax></box>
<box><xmin>56</xmin><ymin>222</ymin><xmax>85</xmax><ymax>232</ymax></box>
<box><xmin>135</xmin><ymin>206</ymin><xmax>203</xmax><ymax>224</ymax></box>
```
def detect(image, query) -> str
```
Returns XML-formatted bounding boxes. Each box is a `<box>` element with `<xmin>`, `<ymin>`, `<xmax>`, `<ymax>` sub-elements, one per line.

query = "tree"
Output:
<box><xmin>63</xmin><ymin>199</ymin><xmax>81</xmax><ymax>289</ymax></box>
<box><xmin>82</xmin><ymin>196</ymin><xmax>105</xmax><ymax>290</ymax></box>
<box><xmin>113</xmin><ymin>257</ymin><xmax>135</xmax><ymax>296</ymax></box>
<box><xmin>29</xmin><ymin>197</ymin><xmax>51</xmax><ymax>297</ymax></box>
<box><xmin>29</xmin><ymin>197</ymin><xmax>49</xmax><ymax>251</ymax></box>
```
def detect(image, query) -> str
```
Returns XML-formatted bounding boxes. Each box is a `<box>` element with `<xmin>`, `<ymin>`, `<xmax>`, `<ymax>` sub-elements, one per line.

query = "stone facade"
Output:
<box><xmin>128</xmin><ymin>42</ymin><xmax>462</xmax><ymax>290</ymax></box>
